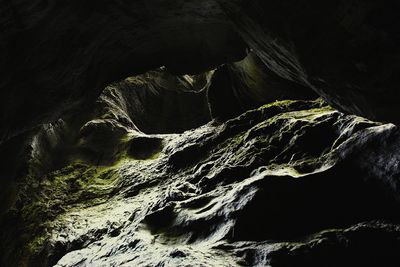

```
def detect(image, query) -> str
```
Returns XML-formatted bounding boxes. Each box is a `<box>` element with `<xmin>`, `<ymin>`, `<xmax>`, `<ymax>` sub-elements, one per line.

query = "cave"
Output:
<box><xmin>1</xmin><ymin>1</ymin><xmax>400</xmax><ymax>266</ymax></box>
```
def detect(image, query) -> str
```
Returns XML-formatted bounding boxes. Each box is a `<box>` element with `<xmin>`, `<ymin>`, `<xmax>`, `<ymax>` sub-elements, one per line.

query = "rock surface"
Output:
<box><xmin>100</xmin><ymin>68</ymin><xmax>212</xmax><ymax>134</ymax></box>
<box><xmin>2</xmin><ymin>99</ymin><xmax>400</xmax><ymax>266</ymax></box>
<box><xmin>208</xmin><ymin>52</ymin><xmax>317</xmax><ymax>119</ymax></box>
<box><xmin>3</xmin><ymin>0</ymin><xmax>400</xmax><ymax>145</ymax></box>
<box><xmin>218</xmin><ymin>0</ymin><xmax>400</xmax><ymax>124</ymax></box>
<box><xmin>0</xmin><ymin>0</ymin><xmax>246</xmax><ymax>143</ymax></box>
<box><xmin>2</xmin><ymin>2</ymin><xmax>400</xmax><ymax>267</ymax></box>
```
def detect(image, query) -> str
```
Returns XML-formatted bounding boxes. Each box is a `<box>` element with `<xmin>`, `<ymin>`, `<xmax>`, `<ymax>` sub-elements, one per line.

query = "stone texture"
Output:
<box><xmin>2</xmin><ymin>2</ymin><xmax>400</xmax><ymax>267</ymax></box>
<box><xmin>3</xmin><ymin>99</ymin><xmax>400</xmax><ymax>266</ymax></box>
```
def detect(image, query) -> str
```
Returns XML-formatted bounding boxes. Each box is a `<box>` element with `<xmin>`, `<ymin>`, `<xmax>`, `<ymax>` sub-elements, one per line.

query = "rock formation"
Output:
<box><xmin>1</xmin><ymin>1</ymin><xmax>400</xmax><ymax>267</ymax></box>
<box><xmin>0</xmin><ymin>0</ymin><xmax>246</xmax><ymax>143</ymax></box>
<box><xmin>218</xmin><ymin>0</ymin><xmax>400</xmax><ymax>123</ymax></box>
<box><xmin>208</xmin><ymin>52</ymin><xmax>317</xmax><ymax>119</ymax></box>
<box><xmin>2</xmin><ymin>93</ymin><xmax>400</xmax><ymax>266</ymax></box>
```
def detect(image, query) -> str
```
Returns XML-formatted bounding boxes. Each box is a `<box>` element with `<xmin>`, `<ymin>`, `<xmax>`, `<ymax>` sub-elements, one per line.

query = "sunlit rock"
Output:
<box><xmin>3</xmin><ymin>99</ymin><xmax>400</xmax><ymax>266</ymax></box>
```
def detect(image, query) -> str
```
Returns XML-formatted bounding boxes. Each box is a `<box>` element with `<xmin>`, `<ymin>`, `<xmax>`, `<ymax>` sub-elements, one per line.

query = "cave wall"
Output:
<box><xmin>3</xmin><ymin>0</ymin><xmax>400</xmax><ymax>143</ymax></box>
<box><xmin>2</xmin><ymin>2</ymin><xmax>400</xmax><ymax>266</ymax></box>
<box><xmin>104</xmin><ymin>69</ymin><xmax>212</xmax><ymax>134</ymax></box>
<box><xmin>218</xmin><ymin>0</ymin><xmax>400</xmax><ymax>123</ymax></box>
<box><xmin>208</xmin><ymin>52</ymin><xmax>317</xmax><ymax>119</ymax></box>
<box><xmin>0</xmin><ymin>67</ymin><xmax>214</xmax><ymax>266</ymax></box>
<box><xmin>0</xmin><ymin>0</ymin><xmax>246</xmax><ymax>144</ymax></box>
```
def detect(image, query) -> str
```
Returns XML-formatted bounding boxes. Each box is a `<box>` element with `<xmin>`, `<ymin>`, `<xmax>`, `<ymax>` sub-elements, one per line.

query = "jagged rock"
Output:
<box><xmin>218</xmin><ymin>0</ymin><xmax>400</xmax><ymax>124</ymax></box>
<box><xmin>2</xmin><ymin>3</ymin><xmax>400</xmax><ymax>266</ymax></box>
<box><xmin>3</xmin><ymin>99</ymin><xmax>400</xmax><ymax>266</ymax></box>
<box><xmin>0</xmin><ymin>0</ymin><xmax>246</xmax><ymax>143</ymax></box>
<box><xmin>0</xmin><ymin>67</ymin><xmax>214</xmax><ymax>266</ymax></box>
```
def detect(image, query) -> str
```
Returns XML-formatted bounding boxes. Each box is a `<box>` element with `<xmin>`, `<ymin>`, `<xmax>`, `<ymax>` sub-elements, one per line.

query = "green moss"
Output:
<box><xmin>17</xmin><ymin>158</ymin><xmax>123</xmax><ymax>266</ymax></box>
<box><xmin>13</xmin><ymin>98</ymin><xmax>337</xmax><ymax>266</ymax></box>
<box><xmin>231</xmin><ymin>134</ymin><xmax>245</xmax><ymax>146</ymax></box>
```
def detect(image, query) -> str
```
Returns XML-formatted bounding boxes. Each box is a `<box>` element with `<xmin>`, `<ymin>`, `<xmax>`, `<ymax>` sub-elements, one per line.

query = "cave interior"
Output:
<box><xmin>1</xmin><ymin>1</ymin><xmax>400</xmax><ymax>267</ymax></box>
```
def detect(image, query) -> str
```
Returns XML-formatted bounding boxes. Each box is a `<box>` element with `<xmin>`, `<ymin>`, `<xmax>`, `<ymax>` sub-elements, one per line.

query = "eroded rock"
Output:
<box><xmin>3</xmin><ymin>99</ymin><xmax>400</xmax><ymax>266</ymax></box>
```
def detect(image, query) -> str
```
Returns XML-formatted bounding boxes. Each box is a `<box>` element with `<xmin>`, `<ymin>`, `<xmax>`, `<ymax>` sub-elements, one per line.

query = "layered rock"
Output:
<box><xmin>3</xmin><ymin>99</ymin><xmax>400</xmax><ymax>266</ymax></box>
